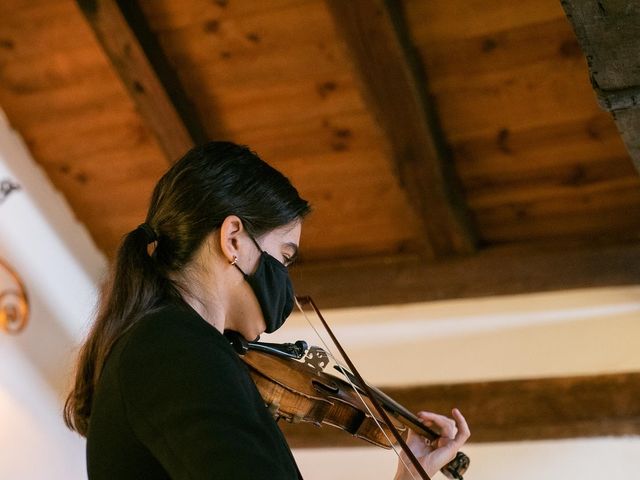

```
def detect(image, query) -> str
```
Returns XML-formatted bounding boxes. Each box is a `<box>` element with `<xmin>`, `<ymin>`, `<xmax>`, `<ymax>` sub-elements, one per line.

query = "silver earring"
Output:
<box><xmin>230</xmin><ymin>256</ymin><xmax>238</xmax><ymax>266</ymax></box>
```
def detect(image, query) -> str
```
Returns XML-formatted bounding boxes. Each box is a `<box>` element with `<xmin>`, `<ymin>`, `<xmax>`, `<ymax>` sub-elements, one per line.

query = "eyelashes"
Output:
<box><xmin>281</xmin><ymin>243</ymin><xmax>299</xmax><ymax>267</ymax></box>
<box><xmin>283</xmin><ymin>254</ymin><xmax>298</xmax><ymax>268</ymax></box>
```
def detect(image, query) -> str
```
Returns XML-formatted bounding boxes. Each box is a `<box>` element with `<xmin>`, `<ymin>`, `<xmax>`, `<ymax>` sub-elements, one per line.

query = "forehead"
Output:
<box><xmin>262</xmin><ymin>221</ymin><xmax>301</xmax><ymax>245</ymax></box>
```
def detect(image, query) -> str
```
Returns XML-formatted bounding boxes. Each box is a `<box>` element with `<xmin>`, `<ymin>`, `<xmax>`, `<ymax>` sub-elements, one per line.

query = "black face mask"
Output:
<box><xmin>233</xmin><ymin>236</ymin><xmax>295</xmax><ymax>333</ymax></box>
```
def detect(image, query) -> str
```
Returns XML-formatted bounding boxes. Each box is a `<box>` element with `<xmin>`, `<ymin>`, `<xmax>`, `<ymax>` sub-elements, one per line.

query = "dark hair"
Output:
<box><xmin>64</xmin><ymin>141</ymin><xmax>310</xmax><ymax>436</ymax></box>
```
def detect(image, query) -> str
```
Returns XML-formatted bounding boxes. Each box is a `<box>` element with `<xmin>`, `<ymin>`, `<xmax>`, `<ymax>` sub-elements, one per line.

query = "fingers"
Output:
<box><xmin>417</xmin><ymin>411</ymin><xmax>458</xmax><ymax>439</ymax></box>
<box><xmin>401</xmin><ymin>409</ymin><xmax>470</xmax><ymax>478</ymax></box>
<box><xmin>451</xmin><ymin>408</ymin><xmax>471</xmax><ymax>447</ymax></box>
<box><xmin>417</xmin><ymin>408</ymin><xmax>471</xmax><ymax>449</ymax></box>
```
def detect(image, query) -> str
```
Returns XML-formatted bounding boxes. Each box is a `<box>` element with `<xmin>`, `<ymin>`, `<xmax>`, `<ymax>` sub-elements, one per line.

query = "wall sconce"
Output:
<box><xmin>0</xmin><ymin>257</ymin><xmax>29</xmax><ymax>334</ymax></box>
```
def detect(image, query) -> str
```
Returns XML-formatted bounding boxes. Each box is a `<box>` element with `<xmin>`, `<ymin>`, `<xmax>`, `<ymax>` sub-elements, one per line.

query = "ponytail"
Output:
<box><xmin>63</xmin><ymin>226</ymin><xmax>179</xmax><ymax>435</ymax></box>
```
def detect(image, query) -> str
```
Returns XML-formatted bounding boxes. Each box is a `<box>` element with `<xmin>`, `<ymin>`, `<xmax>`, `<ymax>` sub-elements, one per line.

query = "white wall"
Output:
<box><xmin>0</xmin><ymin>108</ymin><xmax>106</xmax><ymax>480</ymax></box>
<box><xmin>293</xmin><ymin>437</ymin><xmax>640</xmax><ymax>480</ymax></box>
<box><xmin>0</xmin><ymin>108</ymin><xmax>105</xmax><ymax>339</ymax></box>
<box><xmin>0</xmin><ymin>339</ymin><xmax>85</xmax><ymax>479</ymax></box>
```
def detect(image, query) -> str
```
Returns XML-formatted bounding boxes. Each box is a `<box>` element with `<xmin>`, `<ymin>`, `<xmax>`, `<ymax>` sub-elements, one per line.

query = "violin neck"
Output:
<box><xmin>336</xmin><ymin>367</ymin><xmax>438</xmax><ymax>440</ymax></box>
<box><xmin>377</xmin><ymin>389</ymin><xmax>438</xmax><ymax>439</ymax></box>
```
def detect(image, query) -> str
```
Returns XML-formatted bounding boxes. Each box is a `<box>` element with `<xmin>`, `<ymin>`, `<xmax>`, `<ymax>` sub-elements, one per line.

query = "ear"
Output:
<box><xmin>219</xmin><ymin>215</ymin><xmax>245</xmax><ymax>263</ymax></box>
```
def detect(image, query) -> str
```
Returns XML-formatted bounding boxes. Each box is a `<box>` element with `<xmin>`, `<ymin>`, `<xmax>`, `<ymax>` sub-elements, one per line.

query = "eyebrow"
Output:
<box><xmin>283</xmin><ymin>242</ymin><xmax>299</xmax><ymax>265</ymax></box>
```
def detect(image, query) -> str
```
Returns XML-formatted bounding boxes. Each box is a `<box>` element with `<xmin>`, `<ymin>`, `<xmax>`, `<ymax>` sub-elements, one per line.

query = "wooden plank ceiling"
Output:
<box><xmin>2</xmin><ymin>0</ymin><xmax>640</xmax><ymax>448</ymax></box>
<box><xmin>1</xmin><ymin>0</ymin><xmax>639</xmax><ymax>304</ymax></box>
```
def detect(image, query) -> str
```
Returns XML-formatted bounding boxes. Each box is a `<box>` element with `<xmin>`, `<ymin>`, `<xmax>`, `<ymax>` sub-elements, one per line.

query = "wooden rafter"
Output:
<box><xmin>325</xmin><ymin>0</ymin><xmax>477</xmax><ymax>258</ymax></box>
<box><xmin>292</xmin><ymin>240</ymin><xmax>640</xmax><ymax>308</ymax></box>
<box><xmin>76</xmin><ymin>0</ymin><xmax>208</xmax><ymax>162</ymax></box>
<box><xmin>280</xmin><ymin>371</ymin><xmax>640</xmax><ymax>447</ymax></box>
<box><xmin>560</xmin><ymin>0</ymin><xmax>640</xmax><ymax>173</ymax></box>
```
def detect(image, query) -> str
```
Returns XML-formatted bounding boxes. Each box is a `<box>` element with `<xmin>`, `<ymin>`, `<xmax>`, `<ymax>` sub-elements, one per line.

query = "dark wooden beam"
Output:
<box><xmin>76</xmin><ymin>0</ymin><xmax>208</xmax><ymax>162</ymax></box>
<box><xmin>280</xmin><ymin>372</ymin><xmax>640</xmax><ymax>447</ymax></box>
<box><xmin>291</xmin><ymin>240</ymin><xmax>640</xmax><ymax>309</ymax></box>
<box><xmin>325</xmin><ymin>0</ymin><xmax>477</xmax><ymax>258</ymax></box>
<box><xmin>560</xmin><ymin>0</ymin><xmax>640</xmax><ymax>173</ymax></box>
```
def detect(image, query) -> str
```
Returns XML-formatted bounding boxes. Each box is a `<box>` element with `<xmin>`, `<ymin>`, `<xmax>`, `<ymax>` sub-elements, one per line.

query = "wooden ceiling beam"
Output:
<box><xmin>291</xmin><ymin>240</ymin><xmax>640</xmax><ymax>308</ymax></box>
<box><xmin>280</xmin><ymin>371</ymin><xmax>640</xmax><ymax>447</ymax></box>
<box><xmin>325</xmin><ymin>0</ymin><xmax>477</xmax><ymax>258</ymax></box>
<box><xmin>560</xmin><ymin>0</ymin><xmax>640</xmax><ymax>174</ymax></box>
<box><xmin>76</xmin><ymin>0</ymin><xmax>208</xmax><ymax>162</ymax></box>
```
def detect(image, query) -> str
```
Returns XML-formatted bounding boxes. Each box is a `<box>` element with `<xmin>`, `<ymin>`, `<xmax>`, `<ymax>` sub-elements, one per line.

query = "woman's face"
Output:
<box><xmin>224</xmin><ymin>219</ymin><xmax>302</xmax><ymax>340</ymax></box>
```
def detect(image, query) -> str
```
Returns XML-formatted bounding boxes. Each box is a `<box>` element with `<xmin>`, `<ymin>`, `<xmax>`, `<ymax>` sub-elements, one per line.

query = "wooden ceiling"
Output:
<box><xmin>1</xmin><ymin>0</ymin><xmax>639</xmax><ymax>307</ymax></box>
<box><xmin>2</xmin><ymin>0</ymin><xmax>640</xmax><ymax>450</ymax></box>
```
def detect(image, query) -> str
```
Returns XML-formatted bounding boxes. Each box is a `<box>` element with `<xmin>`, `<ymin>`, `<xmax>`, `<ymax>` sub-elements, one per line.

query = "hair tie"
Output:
<box><xmin>137</xmin><ymin>223</ymin><xmax>158</xmax><ymax>244</ymax></box>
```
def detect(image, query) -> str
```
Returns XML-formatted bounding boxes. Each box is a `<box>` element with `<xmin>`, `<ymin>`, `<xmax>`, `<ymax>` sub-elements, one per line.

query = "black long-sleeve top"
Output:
<box><xmin>86</xmin><ymin>299</ymin><xmax>301</xmax><ymax>479</ymax></box>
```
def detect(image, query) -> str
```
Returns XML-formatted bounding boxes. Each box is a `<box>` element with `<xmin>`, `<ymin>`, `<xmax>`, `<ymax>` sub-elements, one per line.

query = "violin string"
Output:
<box><xmin>294</xmin><ymin>298</ymin><xmax>422</xmax><ymax>480</ymax></box>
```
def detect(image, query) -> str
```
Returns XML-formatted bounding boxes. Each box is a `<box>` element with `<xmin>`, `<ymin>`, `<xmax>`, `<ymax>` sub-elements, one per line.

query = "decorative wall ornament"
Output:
<box><xmin>0</xmin><ymin>178</ymin><xmax>21</xmax><ymax>207</ymax></box>
<box><xmin>0</xmin><ymin>257</ymin><xmax>29</xmax><ymax>334</ymax></box>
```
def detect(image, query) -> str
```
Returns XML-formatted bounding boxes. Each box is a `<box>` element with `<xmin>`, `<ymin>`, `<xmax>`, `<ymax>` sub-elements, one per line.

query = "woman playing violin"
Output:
<box><xmin>64</xmin><ymin>142</ymin><xmax>470</xmax><ymax>479</ymax></box>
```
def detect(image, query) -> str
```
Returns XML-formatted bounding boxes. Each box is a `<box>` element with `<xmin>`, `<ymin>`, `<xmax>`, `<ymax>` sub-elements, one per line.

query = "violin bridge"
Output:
<box><xmin>302</xmin><ymin>346</ymin><xmax>330</xmax><ymax>371</ymax></box>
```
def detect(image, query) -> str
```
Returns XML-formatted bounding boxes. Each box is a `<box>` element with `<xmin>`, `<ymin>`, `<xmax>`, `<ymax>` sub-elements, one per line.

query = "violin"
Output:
<box><xmin>226</xmin><ymin>296</ymin><xmax>470</xmax><ymax>480</ymax></box>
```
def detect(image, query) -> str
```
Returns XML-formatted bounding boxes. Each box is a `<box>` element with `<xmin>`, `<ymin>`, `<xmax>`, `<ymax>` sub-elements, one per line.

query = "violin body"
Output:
<box><xmin>226</xmin><ymin>326</ymin><xmax>469</xmax><ymax>480</ymax></box>
<box><xmin>242</xmin><ymin>348</ymin><xmax>408</xmax><ymax>448</ymax></box>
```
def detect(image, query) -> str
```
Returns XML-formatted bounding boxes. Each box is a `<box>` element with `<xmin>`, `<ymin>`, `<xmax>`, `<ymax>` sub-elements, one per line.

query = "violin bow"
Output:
<box><xmin>296</xmin><ymin>295</ymin><xmax>432</xmax><ymax>480</ymax></box>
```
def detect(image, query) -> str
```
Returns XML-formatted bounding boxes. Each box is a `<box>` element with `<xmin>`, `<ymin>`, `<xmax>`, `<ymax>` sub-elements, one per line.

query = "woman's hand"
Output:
<box><xmin>393</xmin><ymin>408</ymin><xmax>470</xmax><ymax>479</ymax></box>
